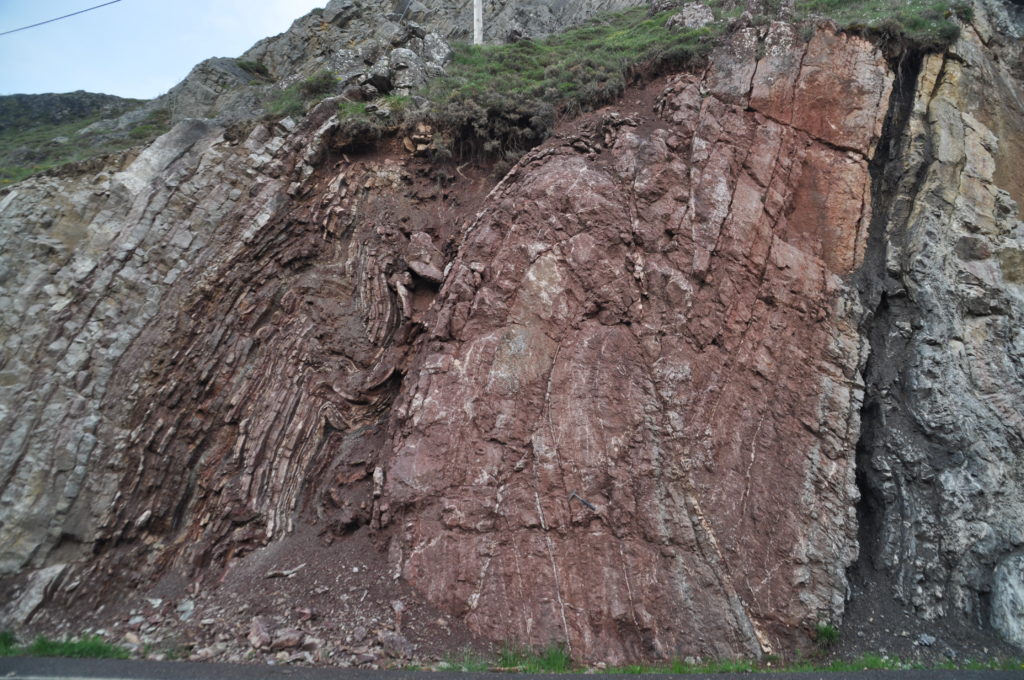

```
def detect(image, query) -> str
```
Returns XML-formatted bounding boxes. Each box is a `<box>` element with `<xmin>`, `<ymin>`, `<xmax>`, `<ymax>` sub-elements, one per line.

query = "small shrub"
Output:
<box><xmin>236</xmin><ymin>59</ymin><xmax>271</xmax><ymax>79</ymax></box>
<box><xmin>814</xmin><ymin>622</ymin><xmax>840</xmax><ymax>649</ymax></box>
<box><xmin>498</xmin><ymin>643</ymin><xmax>573</xmax><ymax>672</ymax></box>
<box><xmin>338</xmin><ymin>100</ymin><xmax>368</xmax><ymax>118</ymax></box>
<box><xmin>267</xmin><ymin>87</ymin><xmax>305</xmax><ymax>118</ymax></box>
<box><xmin>298</xmin><ymin>70</ymin><xmax>338</xmax><ymax>98</ymax></box>
<box><xmin>492</xmin><ymin>149</ymin><xmax>524</xmax><ymax>178</ymax></box>
<box><xmin>949</xmin><ymin>1</ymin><xmax>974</xmax><ymax>22</ymax></box>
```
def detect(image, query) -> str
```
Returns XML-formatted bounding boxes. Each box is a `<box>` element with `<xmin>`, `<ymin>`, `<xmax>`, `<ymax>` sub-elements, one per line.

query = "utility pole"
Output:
<box><xmin>473</xmin><ymin>0</ymin><xmax>482</xmax><ymax>44</ymax></box>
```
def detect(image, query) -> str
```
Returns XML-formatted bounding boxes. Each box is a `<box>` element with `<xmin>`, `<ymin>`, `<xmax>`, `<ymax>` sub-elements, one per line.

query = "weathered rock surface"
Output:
<box><xmin>150</xmin><ymin>0</ymin><xmax>454</xmax><ymax>123</ymax></box>
<box><xmin>394</xmin><ymin>0</ymin><xmax>646</xmax><ymax>43</ymax></box>
<box><xmin>1</xmin><ymin>0</ymin><xmax>1024</xmax><ymax>667</ymax></box>
<box><xmin>381</xmin><ymin>25</ymin><xmax>889</xmax><ymax>662</ymax></box>
<box><xmin>128</xmin><ymin>0</ymin><xmax>647</xmax><ymax>124</ymax></box>
<box><xmin>851</xmin><ymin>0</ymin><xmax>1024</xmax><ymax>650</ymax></box>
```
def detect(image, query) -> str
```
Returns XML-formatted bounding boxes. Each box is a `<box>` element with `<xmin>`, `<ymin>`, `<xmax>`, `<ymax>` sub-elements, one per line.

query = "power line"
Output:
<box><xmin>0</xmin><ymin>0</ymin><xmax>123</xmax><ymax>37</ymax></box>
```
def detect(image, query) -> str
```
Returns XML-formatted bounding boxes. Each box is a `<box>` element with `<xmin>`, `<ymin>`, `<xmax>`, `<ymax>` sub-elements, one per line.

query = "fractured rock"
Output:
<box><xmin>248</xmin><ymin>616</ymin><xmax>271</xmax><ymax>649</ymax></box>
<box><xmin>270</xmin><ymin>628</ymin><xmax>305</xmax><ymax>651</ymax></box>
<box><xmin>665</xmin><ymin>3</ymin><xmax>714</xmax><ymax>30</ymax></box>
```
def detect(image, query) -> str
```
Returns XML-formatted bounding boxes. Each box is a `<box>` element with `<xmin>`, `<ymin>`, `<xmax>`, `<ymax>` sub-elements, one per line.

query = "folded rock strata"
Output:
<box><xmin>1</xmin><ymin>1</ymin><xmax>1023</xmax><ymax>664</ymax></box>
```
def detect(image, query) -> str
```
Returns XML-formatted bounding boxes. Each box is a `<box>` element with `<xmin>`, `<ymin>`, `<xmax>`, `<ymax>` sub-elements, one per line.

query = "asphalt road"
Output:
<box><xmin>1</xmin><ymin>658</ymin><xmax>1022</xmax><ymax>680</ymax></box>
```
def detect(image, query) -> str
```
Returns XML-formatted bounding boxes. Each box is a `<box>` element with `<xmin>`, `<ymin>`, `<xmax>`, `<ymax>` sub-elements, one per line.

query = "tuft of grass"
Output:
<box><xmin>338</xmin><ymin>99</ymin><xmax>368</xmax><ymax>119</ymax></box>
<box><xmin>0</xmin><ymin>633</ymin><xmax>129</xmax><ymax>659</ymax></box>
<box><xmin>236</xmin><ymin>59</ymin><xmax>271</xmax><ymax>79</ymax></box>
<box><xmin>498</xmin><ymin>643</ymin><xmax>574</xmax><ymax>672</ymax></box>
<box><xmin>266</xmin><ymin>70</ymin><xmax>340</xmax><ymax>118</ymax></box>
<box><xmin>814</xmin><ymin>622</ymin><xmax>840</xmax><ymax>650</ymax></box>
<box><xmin>298</xmin><ymin>70</ymin><xmax>338</xmax><ymax>98</ymax></box>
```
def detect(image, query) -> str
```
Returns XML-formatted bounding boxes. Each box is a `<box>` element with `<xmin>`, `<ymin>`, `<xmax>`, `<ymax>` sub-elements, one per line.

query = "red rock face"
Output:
<box><xmin>381</xmin><ymin>27</ymin><xmax>891</xmax><ymax>661</ymax></box>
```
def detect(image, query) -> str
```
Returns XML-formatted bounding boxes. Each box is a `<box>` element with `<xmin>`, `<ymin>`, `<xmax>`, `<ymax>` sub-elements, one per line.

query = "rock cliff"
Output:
<box><xmin>124</xmin><ymin>0</ymin><xmax>645</xmax><ymax>125</ymax></box>
<box><xmin>1</xmin><ymin>0</ymin><xmax>1023</xmax><ymax>667</ymax></box>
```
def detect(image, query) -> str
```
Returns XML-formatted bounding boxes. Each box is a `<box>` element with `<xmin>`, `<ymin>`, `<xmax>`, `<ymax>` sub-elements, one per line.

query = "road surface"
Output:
<box><xmin>1</xmin><ymin>657</ymin><xmax>1022</xmax><ymax>680</ymax></box>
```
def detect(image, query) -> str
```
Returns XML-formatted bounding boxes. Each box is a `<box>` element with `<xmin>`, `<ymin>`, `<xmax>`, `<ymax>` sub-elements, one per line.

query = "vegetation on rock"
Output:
<box><xmin>285</xmin><ymin>0</ymin><xmax>970</xmax><ymax>163</ymax></box>
<box><xmin>236</xmin><ymin>59</ymin><xmax>272</xmax><ymax>80</ymax></box>
<box><xmin>423</xmin><ymin>6</ymin><xmax>721</xmax><ymax>156</ymax></box>
<box><xmin>0</xmin><ymin>631</ymin><xmax>129</xmax><ymax>659</ymax></box>
<box><xmin>793</xmin><ymin>0</ymin><xmax>969</xmax><ymax>51</ymax></box>
<box><xmin>0</xmin><ymin>105</ymin><xmax>170</xmax><ymax>185</ymax></box>
<box><xmin>266</xmin><ymin>70</ymin><xmax>340</xmax><ymax>118</ymax></box>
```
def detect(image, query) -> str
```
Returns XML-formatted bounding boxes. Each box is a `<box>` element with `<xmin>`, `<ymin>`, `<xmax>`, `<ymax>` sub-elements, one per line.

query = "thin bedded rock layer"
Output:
<box><xmin>381</xmin><ymin>27</ymin><xmax>891</xmax><ymax>662</ymax></box>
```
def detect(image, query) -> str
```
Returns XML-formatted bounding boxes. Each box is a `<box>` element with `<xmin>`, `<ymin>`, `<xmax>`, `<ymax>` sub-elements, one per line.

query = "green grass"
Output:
<box><xmin>0</xmin><ymin>632</ymin><xmax>129</xmax><ymax>659</ymax></box>
<box><xmin>814</xmin><ymin>622</ymin><xmax>840</xmax><ymax>650</ymax></box>
<box><xmin>432</xmin><ymin>643</ymin><xmax>1024</xmax><ymax>675</ymax></box>
<box><xmin>433</xmin><ymin>7</ymin><xmax>718</xmax><ymax>107</ymax></box>
<box><xmin>266</xmin><ymin>70</ymin><xmax>340</xmax><ymax>118</ymax></box>
<box><xmin>423</xmin><ymin>6</ymin><xmax>723</xmax><ymax>158</ymax></box>
<box><xmin>0</xmin><ymin>107</ymin><xmax>171</xmax><ymax>185</ymax></box>
<box><xmin>0</xmin><ymin>0</ymin><xmax>975</xmax><ymax>184</ymax></box>
<box><xmin>416</xmin><ymin>0</ymin><xmax>967</xmax><ymax>161</ymax></box>
<box><xmin>794</xmin><ymin>0</ymin><xmax>967</xmax><ymax>51</ymax></box>
<box><xmin>498</xmin><ymin>643</ymin><xmax>574</xmax><ymax>672</ymax></box>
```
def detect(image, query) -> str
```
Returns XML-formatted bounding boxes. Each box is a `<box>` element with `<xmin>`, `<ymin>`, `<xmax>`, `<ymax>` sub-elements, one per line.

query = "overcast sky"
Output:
<box><xmin>0</xmin><ymin>0</ymin><xmax>328</xmax><ymax>99</ymax></box>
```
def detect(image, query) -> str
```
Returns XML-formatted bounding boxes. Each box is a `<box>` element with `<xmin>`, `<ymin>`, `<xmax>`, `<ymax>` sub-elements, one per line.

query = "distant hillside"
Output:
<box><xmin>0</xmin><ymin>92</ymin><xmax>168</xmax><ymax>185</ymax></box>
<box><xmin>0</xmin><ymin>91</ymin><xmax>142</xmax><ymax>132</ymax></box>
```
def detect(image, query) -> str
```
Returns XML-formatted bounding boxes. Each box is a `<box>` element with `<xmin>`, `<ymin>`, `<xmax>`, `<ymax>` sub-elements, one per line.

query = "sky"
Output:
<box><xmin>0</xmin><ymin>0</ymin><xmax>329</xmax><ymax>99</ymax></box>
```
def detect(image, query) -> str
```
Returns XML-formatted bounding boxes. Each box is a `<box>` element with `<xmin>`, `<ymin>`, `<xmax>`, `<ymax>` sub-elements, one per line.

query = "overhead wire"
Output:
<box><xmin>0</xmin><ymin>0</ymin><xmax>123</xmax><ymax>37</ymax></box>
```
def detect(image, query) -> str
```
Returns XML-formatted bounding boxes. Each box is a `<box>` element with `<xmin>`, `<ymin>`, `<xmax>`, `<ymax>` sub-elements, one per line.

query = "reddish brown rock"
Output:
<box><xmin>270</xmin><ymin>627</ymin><xmax>304</xmax><ymax>651</ymax></box>
<box><xmin>379</xmin><ymin>28</ymin><xmax>890</xmax><ymax>663</ymax></box>
<box><xmin>248</xmin><ymin>616</ymin><xmax>271</xmax><ymax>649</ymax></box>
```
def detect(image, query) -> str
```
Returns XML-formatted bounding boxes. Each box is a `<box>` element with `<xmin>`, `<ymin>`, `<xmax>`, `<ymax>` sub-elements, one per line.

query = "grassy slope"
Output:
<box><xmin>331</xmin><ymin>0</ymin><xmax>966</xmax><ymax>162</ymax></box>
<box><xmin>0</xmin><ymin>105</ymin><xmax>170</xmax><ymax>186</ymax></box>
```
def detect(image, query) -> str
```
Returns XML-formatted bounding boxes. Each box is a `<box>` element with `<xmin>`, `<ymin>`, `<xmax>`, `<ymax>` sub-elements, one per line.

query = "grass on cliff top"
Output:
<box><xmin>334</xmin><ymin>0</ymin><xmax>965</xmax><ymax>163</ymax></box>
<box><xmin>794</xmin><ymin>0</ymin><xmax>970</xmax><ymax>51</ymax></box>
<box><xmin>434</xmin><ymin>6</ymin><xmax>720</xmax><ymax>110</ymax></box>
<box><xmin>0</xmin><ymin>631</ymin><xmax>129</xmax><ymax>659</ymax></box>
<box><xmin>422</xmin><ymin>6</ymin><xmax>723</xmax><ymax>159</ymax></box>
<box><xmin>0</xmin><ymin>108</ymin><xmax>171</xmax><ymax>186</ymax></box>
